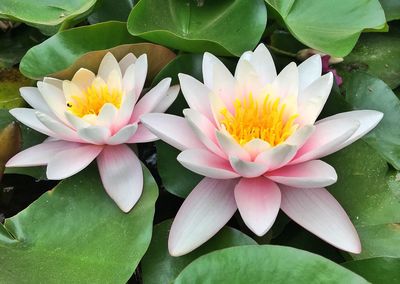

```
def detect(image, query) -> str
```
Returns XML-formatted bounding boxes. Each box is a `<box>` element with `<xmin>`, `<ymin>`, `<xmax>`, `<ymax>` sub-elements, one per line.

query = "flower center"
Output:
<box><xmin>219</xmin><ymin>94</ymin><xmax>298</xmax><ymax>146</ymax></box>
<box><xmin>67</xmin><ymin>84</ymin><xmax>122</xmax><ymax>118</ymax></box>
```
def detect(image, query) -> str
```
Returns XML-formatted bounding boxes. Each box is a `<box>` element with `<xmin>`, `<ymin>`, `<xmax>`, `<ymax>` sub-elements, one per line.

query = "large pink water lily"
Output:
<box><xmin>141</xmin><ymin>44</ymin><xmax>383</xmax><ymax>256</ymax></box>
<box><xmin>6</xmin><ymin>52</ymin><xmax>179</xmax><ymax>212</ymax></box>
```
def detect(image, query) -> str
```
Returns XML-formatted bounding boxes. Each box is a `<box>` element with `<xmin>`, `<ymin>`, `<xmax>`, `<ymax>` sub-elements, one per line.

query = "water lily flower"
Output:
<box><xmin>6</xmin><ymin>52</ymin><xmax>179</xmax><ymax>212</ymax></box>
<box><xmin>141</xmin><ymin>44</ymin><xmax>383</xmax><ymax>256</ymax></box>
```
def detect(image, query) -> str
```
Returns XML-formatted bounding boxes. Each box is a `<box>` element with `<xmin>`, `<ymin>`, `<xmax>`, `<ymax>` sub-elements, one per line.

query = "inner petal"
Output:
<box><xmin>219</xmin><ymin>93</ymin><xmax>298</xmax><ymax>146</ymax></box>
<box><xmin>67</xmin><ymin>79</ymin><xmax>122</xmax><ymax>118</ymax></box>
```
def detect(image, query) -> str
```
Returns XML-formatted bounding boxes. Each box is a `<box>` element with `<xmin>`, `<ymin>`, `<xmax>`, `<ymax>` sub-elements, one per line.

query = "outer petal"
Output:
<box><xmin>234</xmin><ymin>177</ymin><xmax>281</xmax><ymax>236</ymax></box>
<box><xmin>130</xmin><ymin>78</ymin><xmax>171</xmax><ymax>122</ymax></box>
<box><xmin>152</xmin><ymin>85</ymin><xmax>180</xmax><ymax>113</ymax></box>
<box><xmin>266</xmin><ymin>160</ymin><xmax>337</xmax><ymax>188</ymax></box>
<box><xmin>178</xmin><ymin>149</ymin><xmax>240</xmax><ymax>179</ymax></box>
<box><xmin>290</xmin><ymin>118</ymin><xmax>360</xmax><ymax>164</ymax></box>
<box><xmin>280</xmin><ymin>186</ymin><xmax>361</xmax><ymax>253</ymax></box>
<box><xmin>297</xmin><ymin>73</ymin><xmax>333</xmax><ymax>125</ymax></box>
<box><xmin>126</xmin><ymin>124</ymin><xmax>158</xmax><ymax>143</ymax></box>
<box><xmin>298</xmin><ymin>54</ymin><xmax>322</xmax><ymax>90</ymax></box>
<box><xmin>168</xmin><ymin>177</ymin><xmax>238</xmax><ymax>256</ymax></box>
<box><xmin>46</xmin><ymin>144</ymin><xmax>104</xmax><ymax>180</ymax></box>
<box><xmin>20</xmin><ymin>87</ymin><xmax>52</xmax><ymax>114</ymax></box>
<box><xmin>36</xmin><ymin>112</ymin><xmax>81</xmax><ymax>142</ymax></box>
<box><xmin>316</xmin><ymin>110</ymin><xmax>384</xmax><ymax>150</ymax></box>
<box><xmin>38</xmin><ymin>81</ymin><xmax>69</xmax><ymax>125</ymax></box>
<box><xmin>140</xmin><ymin>113</ymin><xmax>204</xmax><ymax>151</ymax></box>
<box><xmin>97</xmin><ymin>144</ymin><xmax>143</xmax><ymax>212</ymax></box>
<box><xmin>6</xmin><ymin>141</ymin><xmax>81</xmax><ymax>167</ymax></box>
<box><xmin>178</xmin><ymin>73</ymin><xmax>213</xmax><ymax>120</ymax></box>
<box><xmin>10</xmin><ymin>108</ymin><xmax>55</xmax><ymax>137</ymax></box>
<box><xmin>133</xmin><ymin>54</ymin><xmax>148</xmax><ymax>97</ymax></box>
<box><xmin>184</xmin><ymin>109</ymin><xmax>225</xmax><ymax>157</ymax></box>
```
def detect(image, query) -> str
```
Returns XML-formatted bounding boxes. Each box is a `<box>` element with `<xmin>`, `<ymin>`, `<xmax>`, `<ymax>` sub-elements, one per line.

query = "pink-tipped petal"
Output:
<box><xmin>10</xmin><ymin>108</ymin><xmax>55</xmax><ymax>137</ymax></box>
<box><xmin>178</xmin><ymin>73</ymin><xmax>213</xmax><ymax>120</ymax></box>
<box><xmin>266</xmin><ymin>160</ymin><xmax>337</xmax><ymax>188</ymax></box>
<box><xmin>152</xmin><ymin>85</ymin><xmax>180</xmax><ymax>113</ymax></box>
<box><xmin>107</xmin><ymin>123</ymin><xmax>138</xmax><ymax>145</ymax></box>
<box><xmin>168</xmin><ymin>177</ymin><xmax>238</xmax><ymax>256</ymax></box>
<box><xmin>140</xmin><ymin>113</ymin><xmax>204</xmax><ymax>151</ymax></box>
<box><xmin>77</xmin><ymin>126</ymin><xmax>111</xmax><ymax>145</ymax></box>
<box><xmin>35</xmin><ymin>111</ymin><xmax>81</xmax><ymax>142</ymax></box>
<box><xmin>97</xmin><ymin>144</ymin><xmax>143</xmax><ymax>212</ymax></box>
<box><xmin>290</xmin><ymin>118</ymin><xmax>360</xmax><ymax>165</ymax></box>
<box><xmin>216</xmin><ymin>130</ymin><xmax>250</xmax><ymax>161</ymax></box>
<box><xmin>177</xmin><ymin>149</ymin><xmax>240</xmax><ymax>179</ymax></box>
<box><xmin>250</xmin><ymin>44</ymin><xmax>277</xmax><ymax>85</ymax></box>
<box><xmin>98</xmin><ymin>52</ymin><xmax>122</xmax><ymax>83</ymax></box>
<box><xmin>119</xmin><ymin>53</ymin><xmax>137</xmax><ymax>75</ymax></box>
<box><xmin>280</xmin><ymin>186</ymin><xmax>361</xmax><ymax>254</ymax></box>
<box><xmin>298</xmin><ymin>73</ymin><xmax>333</xmax><ymax>125</ymax></box>
<box><xmin>229</xmin><ymin>156</ymin><xmax>269</xmax><ymax>178</ymax></box>
<box><xmin>316</xmin><ymin>110</ymin><xmax>384</xmax><ymax>150</ymax></box>
<box><xmin>255</xmin><ymin>144</ymin><xmax>297</xmax><ymax>171</ymax></box>
<box><xmin>184</xmin><ymin>109</ymin><xmax>225</xmax><ymax>158</ymax></box>
<box><xmin>131</xmin><ymin>78</ymin><xmax>171</xmax><ymax>122</ymax></box>
<box><xmin>298</xmin><ymin>54</ymin><xmax>322</xmax><ymax>90</ymax></box>
<box><xmin>126</xmin><ymin>124</ymin><xmax>158</xmax><ymax>143</ymax></box>
<box><xmin>20</xmin><ymin>87</ymin><xmax>52</xmax><ymax>114</ymax></box>
<box><xmin>6</xmin><ymin>141</ymin><xmax>81</xmax><ymax>167</ymax></box>
<box><xmin>46</xmin><ymin>144</ymin><xmax>104</xmax><ymax>180</ymax></box>
<box><xmin>71</xmin><ymin>68</ymin><xmax>95</xmax><ymax>90</ymax></box>
<box><xmin>234</xmin><ymin>177</ymin><xmax>281</xmax><ymax>236</ymax></box>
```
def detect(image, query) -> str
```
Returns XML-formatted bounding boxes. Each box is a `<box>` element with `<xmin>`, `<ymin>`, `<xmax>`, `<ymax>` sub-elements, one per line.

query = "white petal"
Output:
<box><xmin>255</xmin><ymin>144</ymin><xmax>297</xmax><ymax>171</ymax></box>
<box><xmin>71</xmin><ymin>68</ymin><xmax>95</xmax><ymax>91</ymax></box>
<box><xmin>298</xmin><ymin>54</ymin><xmax>322</xmax><ymax>90</ymax></box>
<box><xmin>133</xmin><ymin>54</ymin><xmax>148</xmax><ymax>97</ymax></box>
<box><xmin>266</xmin><ymin>160</ymin><xmax>337</xmax><ymax>188</ymax></box>
<box><xmin>46</xmin><ymin>144</ymin><xmax>104</xmax><ymax>180</ymax></box>
<box><xmin>243</xmin><ymin>139</ymin><xmax>271</xmax><ymax>160</ymax></box>
<box><xmin>77</xmin><ymin>126</ymin><xmax>111</xmax><ymax>145</ymax></box>
<box><xmin>37</xmin><ymin>81</ymin><xmax>69</xmax><ymax>125</ymax></box>
<box><xmin>10</xmin><ymin>108</ymin><xmax>54</xmax><ymax>137</ymax></box>
<box><xmin>316</xmin><ymin>110</ymin><xmax>384</xmax><ymax>150</ymax></box>
<box><xmin>97</xmin><ymin>144</ymin><xmax>143</xmax><ymax>212</ymax></box>
<box><xmin>229</xmin><ymin>156</ymin><xmax>269</xmax><ymax>178</ymax></box>
<box><xmin>107</xmin><ymin>123</ymin><xmax>138</xmax><ymax>145</ymax></box>
<box><xmin>280</xmin><ymin>186</ymin><xmax>361</xmax><ymax>253</ymax></box>
<box><xmin>168</xmin><ymin>177</ymin><xmax>237</xmax><ymax>256</ymax></box>
<box><xmin>285</xmin><ymin>125</ymin><xmax>315</xmax><ymax>148</ymax></box>
<box><xmin>64</xmin><ymin>111</ymin><xmax>91</xmax><ymax>130</ymax></box>
<box><xmin>36</xmin><ymin>112</ymin><xmax>81</xmax><ymax>142</ymax></box>
<box><xmin>272</xmin><ymin>62</ymin><xmax>298</xmax><ymax>99</ymax></box>
<box><xmin>234</xmin><ymin>176</ymin><xmax>281</xmax><ymax>236</ymax></box>
<box><xmin>126</xmin><ymin>124</ymin><xmax>158</xmax><ymax>144</ymax></box>
<box><xmin>97</xmin><ymin>103</ymin><xmax>118</xmax><ymax>128</ymax></box>
<box><xmin>98</xmin><ymin>52</ymin><xmax>122</xmax><ymax>83</ymax></box>
<box><xmin>177</xmin><ymin>149</ymin><xmax>240</xmax><ymax>179</ymax></box>
<box><xmin>119</xmin><ymin>53</ymin><xmax>137</xmax><ymax>75</ymax></box>
<box><xmin>249</xmin><ymin>44</ymin><xmax>277</xmax><ymax>85</ymax></box>
<box><xmin>178</xmin><ymin>73</ymin><xmax>213</xmax><ymax>120</ymax></box>
<box><xmin>43</xmin><ymin>77</ymin><xmax>63</xmax><ymax>90</ymax></box>
<box><xmin>20</xmin><ymin>87</ymin><xmax>51</xmax><ymax>114</ymax></box>
<box><xmin>152</xmin><ymin>85</ymin><xmax>180</xmax><ymax>113</ymax></box>
<box><xmin>107</xmin><ymin>69</ymin><xmax>122</xmax><ymax>91</ymax></box>
<box><xmin>140</xmin><ymin>113</ymin><xmax>204</xmax><ymax>151</ymax></box>
<box><xmin>216</xmin><ymin>130</ymin><xmax>250</xmax><ymax>161</ymax></box>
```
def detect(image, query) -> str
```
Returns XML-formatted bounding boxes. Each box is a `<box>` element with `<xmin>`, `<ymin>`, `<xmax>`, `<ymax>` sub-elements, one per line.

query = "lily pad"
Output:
<box><xmin>0</xmin><ymin>67</ymin><xmax>32</xmax><ymax>109</ymax></box>
<box><xmin>174</xmin><ymin>245</ymin><xmax>368</xmax><ymax>283</ymax></box>
<box><xmin>380</xmin><ymin>0</ymin><xmax>400</xmax><ymax>21</ymax></box>
<box><xmin>0</xmin><ymin>164</ymin><xmax>158</xmax><ymax>283</ymax></box>
<box><xmin>88</xmin><ymin>0</ymin><xmax>135</xmax><ymax>24</ymax></box>
<box><xmin>127</xmin><ymin>0</ymin><xmax>267</xmax><ymax>56</ymax></box>
<box><xmin>266</xmin><ymin>0</ymin><xmax>386</xmax><ymax>57</ymax></box>
<box><xmin>141</xmin><ymin>219</ymin><xmax>256</xmax><ymax>284</ymax></box>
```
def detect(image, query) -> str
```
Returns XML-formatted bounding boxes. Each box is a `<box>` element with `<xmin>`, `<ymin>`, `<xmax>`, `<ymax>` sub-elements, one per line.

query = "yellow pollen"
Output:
<box><xmin>67</xmin><ymin>84</ymin><xmax>122</xmax><ymax>118</ymax></box>
<box><xmin>219</xmin><ymin>93</ymin><xmax>299</xmax><ymax>146</ymax></box>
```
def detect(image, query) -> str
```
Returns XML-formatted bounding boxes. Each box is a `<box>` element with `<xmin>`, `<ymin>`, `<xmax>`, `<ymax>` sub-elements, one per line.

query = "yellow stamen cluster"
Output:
<box><xmin>220</xmin><ymin>94</ymin><xmax>298</xmax><ymax>146</ymax></box>
<box><xmin>67</xmin><ymin>84</ymin><xmax>122</xmax><ymax>118</ymax></box>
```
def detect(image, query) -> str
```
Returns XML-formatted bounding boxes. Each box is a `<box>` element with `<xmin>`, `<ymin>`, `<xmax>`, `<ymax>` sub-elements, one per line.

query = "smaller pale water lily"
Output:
<box><xmin>6</xmin><ymin>52</ymin><xmax>179</xmax><ymax>212</ymax></box>
<box><xmin>141</xmin><ymin>44</ymin><xmax>383</xmax><ymax>256</ymax></box>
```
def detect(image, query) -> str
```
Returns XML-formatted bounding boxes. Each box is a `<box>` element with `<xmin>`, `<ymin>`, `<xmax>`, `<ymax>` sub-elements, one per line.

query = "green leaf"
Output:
<box><xmin>0</xmin><ymin>26</ymin><xmax>46</xmax><ymax>68</ymax></box>
<box><xmin>88</xmin><ymin>0</ymin><xmax>134</xmax><ymax>23</ymax></box>
<box><xmin>336</xmin><ymin>27</ymin><xmax>400</xmax><ymax>89</ymax></box>
<box><xmin>174</xmin><ymin>245</ymin><xmax>368</xmax><ymax>283</ymax></box>
<box><xmin>380</xmin><ymin>0</ymin><xmax>400</xmax><ymax>21</ymax></box>
<box><xmin>127</xmin><ymin>0</ymin><xmax>267</xmax><ymax>56</ymax></box>
<box><xmin>342</xmin><ymin>257</ymin><xmax>400</xmax><ymax>283</ymax></box>
<box><xmin>20</xmin><ymin>21</ymin><xmax>143</xmax><ymax>79</ymax></box>
<box><xmin>266</xmin><ymin>0</ymin><xmax>386</xmax><ymax>57</ymax></box>
<box><xmin>0</xmin><ymin>0</ymin><xmax>96</xmax><ymax>32</ymax></box>
<box><xmin>324</xmin><ymin>141</ymin><xmax>400</xmax><ymax>260</ymax></box>
<box><xmin>343</xmin><ymin>72</ymin><xmax>400</xmax><ymax>170</ymax></box>
<box><xmin>141</xmin><ymin>219</ymin><xmax>256</xmax><ymax>284</ymax></box>
<box><xmin>0</xmin><ymin>67</ymin><xmax>33</xmax><ymax>109</ymax></box>
<box><xmin>0</xmin><ymin>164</ymin><xmax>158</xmax><ymax>283</ymax></box>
